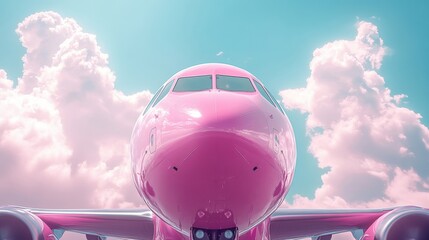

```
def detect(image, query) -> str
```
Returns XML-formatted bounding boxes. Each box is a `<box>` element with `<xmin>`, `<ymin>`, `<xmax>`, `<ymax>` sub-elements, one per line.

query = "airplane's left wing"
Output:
<box><xmin>0</xmin><ymin>206</ymin><xmax>154</xmax><ymax>240</ymax></box>
<box><xmin>269</xmin><ymin>206</ymin><xmax>429</xmax><ymax>240</ymax></box>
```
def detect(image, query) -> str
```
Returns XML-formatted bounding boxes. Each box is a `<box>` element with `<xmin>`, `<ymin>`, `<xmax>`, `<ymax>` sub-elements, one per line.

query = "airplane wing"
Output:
<box><xmin>2</xmin><ymin>206</ymin><xmax>429</xmax><ymax>239</ymax></box>
<box><xmin>269</xmin><ymin>206</ymin><xmax>429</xmax><ymax>240</ymax></box>
<box><xmin>0</xmin><ymin>206</ymin><xmax>154</xmax><ymax>240</ymax></box>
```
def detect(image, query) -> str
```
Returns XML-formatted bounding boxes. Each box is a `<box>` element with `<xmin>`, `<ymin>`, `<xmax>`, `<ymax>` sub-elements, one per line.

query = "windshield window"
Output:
<box><xmin>152</xmin><ymin>80</ymin><xmax>174</xmax><ymax>106</ymax></box>
<box><xmin>143</xmin><ymin>85</ymin><xmax>164</xmax><ymax>115</ymax></box>
<box><xmin>173</xmin><ymin>75</ymin><xmax>212</xmax><ymax>92</ymax></box>
<box><xmin>216</xmin><ymin>75</ymin><xmax>255</xmax><ymax>92</ymax></box>
<box><xmin>266</xmin><ymin>87</ymin><xmax>286</xmax><ymax>115</ymax></box>
<box><xmin>254</xmin><ymin>80</ymin><xmax>276</xmax><ymax>107</ymax></box>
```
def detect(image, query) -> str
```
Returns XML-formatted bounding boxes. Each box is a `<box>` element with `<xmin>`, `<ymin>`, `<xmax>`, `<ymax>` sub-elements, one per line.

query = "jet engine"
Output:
<box><xmin>0</xmin><ymin>207</ymin><xmax>56</xmax><ymax>240</ymax></box>
<box><xmin>364</xmin><ymin>206</ymin><xmax>429</xmax><ymax>240</ymax></box>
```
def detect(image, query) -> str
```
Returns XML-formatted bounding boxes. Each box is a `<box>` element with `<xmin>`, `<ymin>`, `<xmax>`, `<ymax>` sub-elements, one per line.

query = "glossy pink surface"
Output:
<box><xmin>130</xmin><ymin>63</ymin><xmax>296</xmax><ymax>235</ymax></box>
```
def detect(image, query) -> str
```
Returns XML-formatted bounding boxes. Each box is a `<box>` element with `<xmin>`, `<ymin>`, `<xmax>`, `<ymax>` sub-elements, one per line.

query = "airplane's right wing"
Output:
<box><xmin>269</xmin><ymin>206</ymin><xmax>429</xmax><ymax>240</ymax></box>
<box><xmin>0</xmin><ymin>206</ymin><xmax>155</xmax><ymax>240</ymax></box>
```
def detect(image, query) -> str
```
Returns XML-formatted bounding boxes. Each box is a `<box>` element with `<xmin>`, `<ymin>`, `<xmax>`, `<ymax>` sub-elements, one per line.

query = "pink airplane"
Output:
<box><xmin>1</xmin><ymin>63</ymin><xmax>428</xmax><ymax>240</ymax></box>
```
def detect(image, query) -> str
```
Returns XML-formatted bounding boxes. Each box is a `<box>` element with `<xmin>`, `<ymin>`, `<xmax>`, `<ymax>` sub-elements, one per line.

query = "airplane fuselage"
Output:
<box><xmin>130</xmin><ymin>63</ymin><xmax>296</xmax><ymax>239</ymax></box>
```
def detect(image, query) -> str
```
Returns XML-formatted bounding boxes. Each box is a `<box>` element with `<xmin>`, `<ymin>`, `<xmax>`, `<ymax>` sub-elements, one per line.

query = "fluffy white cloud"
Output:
<box><xmin>0</xmin><ymin>11</ymin><xmax>151</xmax><ymax>209</ymax></box>
<box><xmin>281</xmin><ymin>21</ymin><xmax>429</xmax><ymax>209</ymax></box>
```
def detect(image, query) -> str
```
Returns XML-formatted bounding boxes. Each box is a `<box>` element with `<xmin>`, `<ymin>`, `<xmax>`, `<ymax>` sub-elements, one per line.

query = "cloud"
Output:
<box><xmin>0</xmin><ymin>11</ymin><xmax>152</xmax><ymax>209</ymax></box>
<box><xmin>281</xmin><ymin>21</ymin><xmax>429</xmax><ymax>209</ymax></box>
<box><xmin>0</xmin><ymin>70</ymin><xmax>13</xmax><ymax>89</ymax></box>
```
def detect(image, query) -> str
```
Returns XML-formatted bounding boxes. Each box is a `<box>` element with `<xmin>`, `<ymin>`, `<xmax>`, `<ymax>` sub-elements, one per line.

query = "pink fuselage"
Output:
<box><xmin>130</xmin><ymin>64</ymin><xmax>296</xmax><ymax>239</ymax></box>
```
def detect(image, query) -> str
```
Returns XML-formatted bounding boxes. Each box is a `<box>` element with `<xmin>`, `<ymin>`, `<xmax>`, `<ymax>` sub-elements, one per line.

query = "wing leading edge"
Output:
<box><xmin>30</xmin><ymin>208</ymin><xmax>154</xmax><ymax>240</ymax></box>
<box><xmin>269</xmin><ymin>208</ymin><xmax>392</xmax><ymax>240</ymax></box>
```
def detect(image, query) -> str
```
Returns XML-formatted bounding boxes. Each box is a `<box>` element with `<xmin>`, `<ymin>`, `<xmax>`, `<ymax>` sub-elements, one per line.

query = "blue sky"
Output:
<box><xmin>1</xmin><ymin>0</ymin><xmax>428</xmax><ymax>204</ymax></box>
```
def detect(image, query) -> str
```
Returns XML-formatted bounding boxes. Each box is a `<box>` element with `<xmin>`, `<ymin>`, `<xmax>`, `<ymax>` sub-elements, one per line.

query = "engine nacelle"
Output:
<box><xmin>363</xmin><ymin>206</ymin><xmax>429</xmax><ymax>240</ymax></box>
<box><xmin>0</xmin><ymin>206</ymin><xmax>56</xmax><ymax>240</ymax></box>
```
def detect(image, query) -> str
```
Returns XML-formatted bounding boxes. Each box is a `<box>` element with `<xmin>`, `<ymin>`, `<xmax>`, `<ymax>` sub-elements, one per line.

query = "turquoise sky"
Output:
<box><xmin>1</xmin><ymin>1</ymin><xmax>428</xmax><ymax>202</ymax></box>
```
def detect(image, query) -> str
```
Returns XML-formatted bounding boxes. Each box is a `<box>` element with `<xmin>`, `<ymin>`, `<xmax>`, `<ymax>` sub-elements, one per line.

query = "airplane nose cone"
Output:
<box><xmin>144</xmin><ymin>130</ymin><xmax>285</xmax><ymax>234</ymax></box>
<box><xmin>140</xmin><ymin>92</ymin><xmax>287</xmax><ymax>234</ymax></box>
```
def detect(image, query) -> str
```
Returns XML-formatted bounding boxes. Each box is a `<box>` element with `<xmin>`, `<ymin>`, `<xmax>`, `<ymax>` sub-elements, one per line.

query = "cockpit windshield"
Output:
<box><xmin>216</xmin><ymin>75</ymin><xmax>255</xmax><ymax>92</ymax></box>
<box><xmin>172</xmin><ymin>74</ymin><xmax>256</xmax><ymax>93</ymax></box>
<box><xmin>173</xmin><ymin>75</ymin><xmax>212</xmax><ymax>92</ymax></box>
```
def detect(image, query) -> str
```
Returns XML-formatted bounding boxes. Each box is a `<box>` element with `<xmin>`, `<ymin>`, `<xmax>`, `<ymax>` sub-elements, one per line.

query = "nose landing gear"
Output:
<box><xmin>191</xmin><ymin>227</ymin><xmax>238</xmax><ymax>240</ymax></box>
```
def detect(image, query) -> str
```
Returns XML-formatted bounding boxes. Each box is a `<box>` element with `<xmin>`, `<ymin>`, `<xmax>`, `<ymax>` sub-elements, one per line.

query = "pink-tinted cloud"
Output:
<box><xmin>0</xmin><ymin>11</ymin><xmax>151</xmax><ymax>209</ymax></box>
<box><xmin>281</xmin><ymin>21</ymin><xmax>429</xmax><ymax>209</ymax></box>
